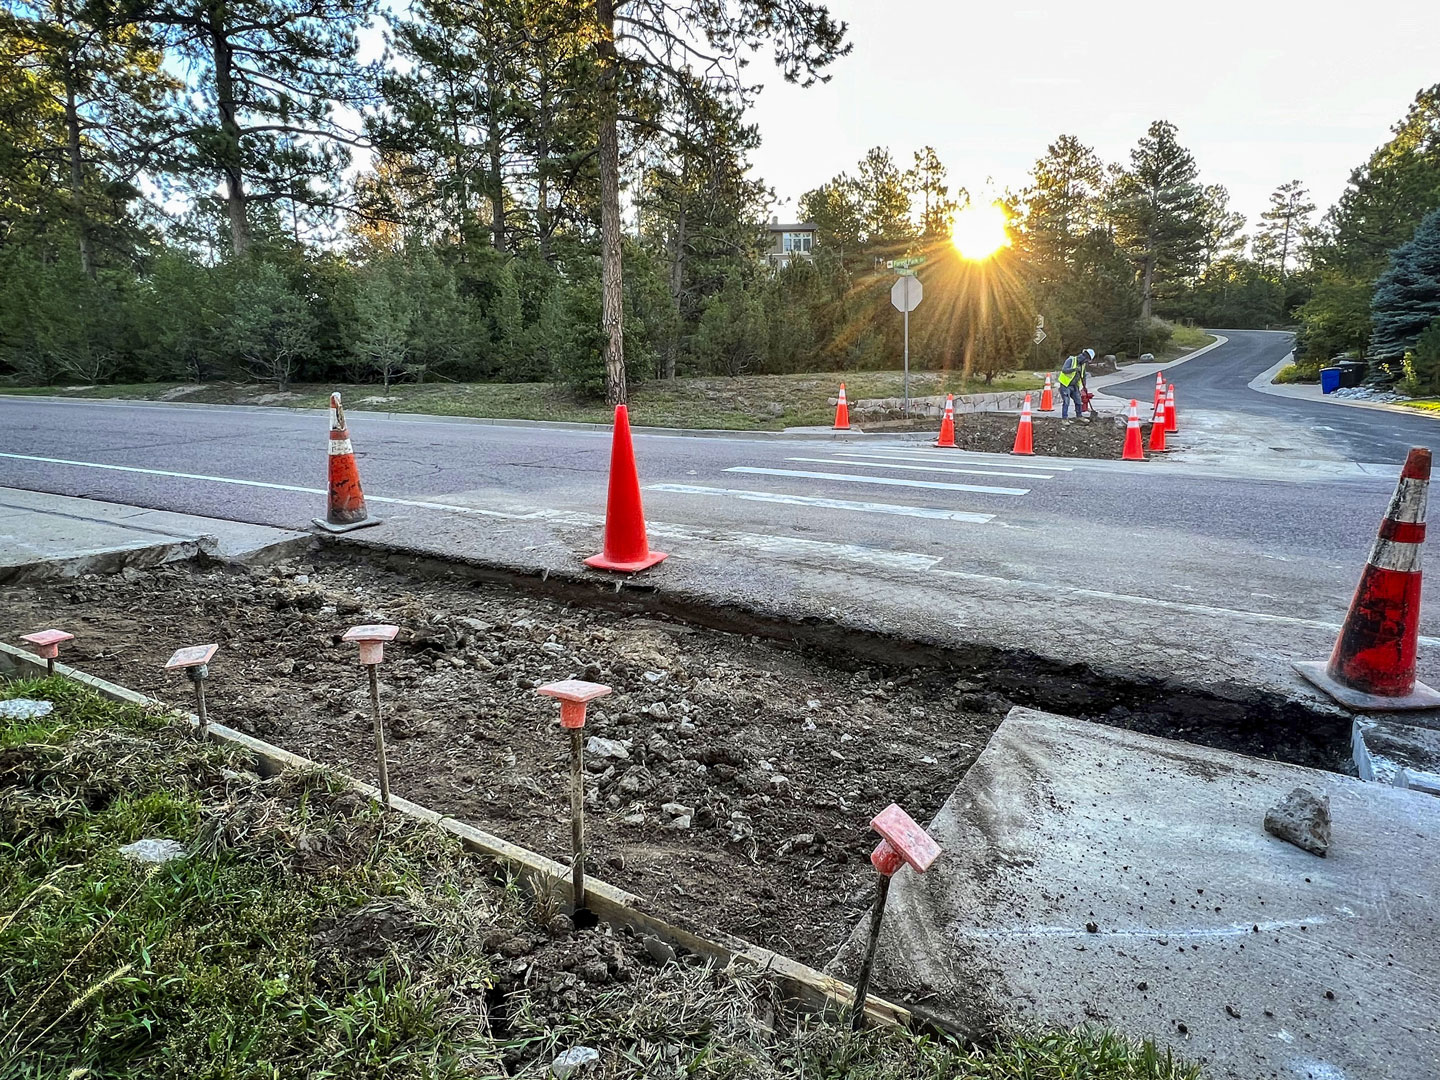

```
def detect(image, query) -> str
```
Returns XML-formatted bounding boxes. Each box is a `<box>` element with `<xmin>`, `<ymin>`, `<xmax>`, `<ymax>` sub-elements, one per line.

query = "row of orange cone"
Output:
<box><xmin>312</xmin><ymin>389</ymin><xmax>1436</xmax><ymax>715</ymax></box>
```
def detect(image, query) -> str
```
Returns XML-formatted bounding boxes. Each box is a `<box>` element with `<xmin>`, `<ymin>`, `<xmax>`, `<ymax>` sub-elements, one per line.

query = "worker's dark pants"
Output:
<box><xmin>1060</xmin><ymin>381</ymin><xmax>1084</xmax><ymax>418</ymax></box>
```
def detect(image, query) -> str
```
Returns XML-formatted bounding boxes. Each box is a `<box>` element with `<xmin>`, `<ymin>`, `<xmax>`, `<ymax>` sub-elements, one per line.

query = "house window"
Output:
<box><xmin>782</xmin><ymin>231</ymin><xmax>813</xmax><ymax>254</ymax></box>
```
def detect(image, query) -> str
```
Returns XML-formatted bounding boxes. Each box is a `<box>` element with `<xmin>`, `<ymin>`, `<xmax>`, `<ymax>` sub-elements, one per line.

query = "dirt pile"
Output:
<box><xmin>1</xmin><ymin>558</ymin><xmax>1007</xmax><ymax>967</ymax></box>
<box><xmin>860</xmin><ymin>412</ymin><xmax>1129</xmax><ymax>458</ymax></box>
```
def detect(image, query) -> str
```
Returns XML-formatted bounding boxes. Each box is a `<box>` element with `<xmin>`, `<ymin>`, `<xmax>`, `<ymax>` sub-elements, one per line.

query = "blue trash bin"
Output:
<box><xmin>1320</xmin><ymin>367</ymin><xmax>1341</xmax><ymax>394</ymax></box>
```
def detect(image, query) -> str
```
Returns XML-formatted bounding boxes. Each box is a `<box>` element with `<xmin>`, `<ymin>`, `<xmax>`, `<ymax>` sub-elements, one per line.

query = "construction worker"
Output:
<box><xmin>1057</xmin><ymin>348</ymin><xmax>1093</xmax><ymax>422</ymax></box>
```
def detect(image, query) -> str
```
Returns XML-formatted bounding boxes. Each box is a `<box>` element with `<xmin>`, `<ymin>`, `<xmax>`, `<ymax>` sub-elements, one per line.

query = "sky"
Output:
<box><xmin>743</xmin><ymin>0</ymin><xmax>1440</xmax><ymax>231</ymax></box>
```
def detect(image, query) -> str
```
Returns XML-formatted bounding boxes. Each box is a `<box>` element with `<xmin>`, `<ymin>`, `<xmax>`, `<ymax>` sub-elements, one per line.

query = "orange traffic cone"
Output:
<box><xmin>1147</xmin><ymin>406</ymin><xmax>1168</xmax><ymax>453</ymax></box>
<box><xmin>934</xmin><ymin>394</ymin><xmax>957</xmax><ymax>447</ymax></box>
<box><xmin>1040</xmin><ymin>373</ymin><xmax>1054</xmax><ymax>413</ymax></box>
<box><xmin>1296</xmin><ymin>447</ymin><xmax>1440</xmax><ymax>709</ymax></box>
<box><xmin>1011</xmin><ymin>394</ymin><xmax>1035</xmax><ymax>456</ymax></box>
<box><xmin>1164</xmin><ymin>384</ymin><xmax>1178</xmax><ymax>433</ymax></box>
<box><xmin>1153</xmin><ymin>371</ymin><xmax>1165</xmax><ymax>414</ymax></box>
<box><xmin>314</xmin><ymin>393</ymin><xmax>381</xmax><ymax>533</ymax></box>
<box><xmin>585</xmin><ymin>405</ymin><xmax>668</xmax><ymax>573</ymax></box>
<box><xmin>1121</xmin><ymin>399</ymin><xmax>1145</xmax><ymax>461</ymax></box>
<box><xmin>833</xmin><ymin>383</ymin><xmax>850</xmax><ymax>430</ymax></box>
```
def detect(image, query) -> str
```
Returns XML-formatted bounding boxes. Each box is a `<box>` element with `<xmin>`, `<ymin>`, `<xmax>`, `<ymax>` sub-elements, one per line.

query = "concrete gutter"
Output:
<box><xmin>0</xmin><ymin>639</ymin><xmax>912</xmax><ymax>1031</ymax></box>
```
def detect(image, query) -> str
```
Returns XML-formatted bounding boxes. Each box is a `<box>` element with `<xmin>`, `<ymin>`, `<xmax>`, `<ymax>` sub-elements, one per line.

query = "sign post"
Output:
<box><xmin>891</xmin><ymin>271</ymin><xmax>925</xmax><ymax>415</ymax></box>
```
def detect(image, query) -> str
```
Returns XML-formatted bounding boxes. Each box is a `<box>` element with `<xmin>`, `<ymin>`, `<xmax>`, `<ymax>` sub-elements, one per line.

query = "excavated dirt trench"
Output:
<box><xmin>0</xmin><ymin>547</ymin><xmax>1349</xmax><ymax>970</ymax></box>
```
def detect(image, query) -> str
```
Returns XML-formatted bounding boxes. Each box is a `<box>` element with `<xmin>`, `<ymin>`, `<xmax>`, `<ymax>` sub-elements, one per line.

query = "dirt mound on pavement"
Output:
<box><xmin>863</xmin><ymin>412</ymin><xmax>1130</xmax><ymax>458</ymax></box>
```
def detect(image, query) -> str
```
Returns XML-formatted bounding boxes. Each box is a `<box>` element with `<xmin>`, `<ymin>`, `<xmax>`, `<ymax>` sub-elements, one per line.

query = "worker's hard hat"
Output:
<box><xmin>1082</xmin><ymin>348</ymin><xmax>1096</xmax><ymax>361</ymax></box>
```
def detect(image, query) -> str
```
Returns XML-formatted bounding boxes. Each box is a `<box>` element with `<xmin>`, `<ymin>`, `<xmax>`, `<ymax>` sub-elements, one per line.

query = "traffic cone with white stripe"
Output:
<box><xmin>833</xmin><ymin>383</ymin><xmax>850</xmax><ymax>430</ymax></box>
<box><xmin>1122</xmin><ymin>400</ymin><xmax>1145</xmax><ymax>461</ymax></box>
<box><xmin>934</xmin><ymin>394</ymin><xmax>957</xmax><ymax>447</ymax></box>
<box><xmin>1164</xmin><ymin>384</ymin><xmax>1178</xmax><ymax>433</ymax></box>
<box><xmin>1147</xmin><ymin>403</ymin><xmax>1169</xmax><ymax>453</ymax></box>
<box><xmin>585</xmin><ymin>405</ymin><xmax>668</xmax><ymax>573</ymax></box>
<box><xmin>1296</xmin><ymin>447</ymin><xmax>1440</xmax><ymax>709</ymax></box>
<box><xmin>1040</xmin><ymin>374</ymin><xmax>1054</xmax><ymax>413</ymax></box>
<box><xmin>314</xmin><ymin>393</ymin><xmax>381</xmax><ymax>533</ymax></box>
<box><xmin>1011</xmin><ymin>394</ymin><xmax>1035</xmax><ymax>456</ymax></box>
<box><xmin>1153</xmin><ymin>371</ymin><xmax>1165</xmax><ymax>415</ymax></box>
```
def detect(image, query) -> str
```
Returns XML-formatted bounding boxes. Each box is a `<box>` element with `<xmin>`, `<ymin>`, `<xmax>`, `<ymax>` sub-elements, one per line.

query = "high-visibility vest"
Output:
<box><xmin>1058</xmin><ymin>356</ymin><xmax>1086</xmax><ymax>387</ymax></box>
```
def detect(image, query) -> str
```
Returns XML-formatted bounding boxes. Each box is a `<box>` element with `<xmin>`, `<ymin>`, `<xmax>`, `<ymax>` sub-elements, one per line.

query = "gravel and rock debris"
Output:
<box><xmin>1</xmin><ymin>557</ymin><xmax>1008</xmax><ymax>967</ymax></box>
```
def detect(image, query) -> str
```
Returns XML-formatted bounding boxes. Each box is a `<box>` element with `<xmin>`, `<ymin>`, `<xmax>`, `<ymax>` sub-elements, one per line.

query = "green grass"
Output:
<box><xmin>1272</xmin><ymin>361</ymin><xmax>1321</xmax><ymax>384</ymax></box>
<box><xmin>1403</xmin><ymin>399</ymin><xmax>1440</xmax><ymax>413</ymax></box>
<box><xmin>0</xmin><ymin>369</ymin><xmax>1043</xmax><ymax>431</ymax></box>
<box><xmin>0</xmin><ymin>679</ymin><xmax>1203</xmax><ymax>1078</ymax></box>
<box><xmin>1168</xmin><ymin>324</ymin><xmax>1212</xmax><ymax>352</ymax></box>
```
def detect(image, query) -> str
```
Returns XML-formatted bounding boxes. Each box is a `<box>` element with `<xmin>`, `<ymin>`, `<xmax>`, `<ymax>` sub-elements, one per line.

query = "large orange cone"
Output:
<box><xmin>1147</xmin><ymin>406</ymin><xmax>1168</xmax><ymax>453</ymax></box>
<box><xmin>833</xmin><ymin>383</ymin><xmax>850</xmax><ymax>430</ymax></box>
<box><xmin>934</xmin><ymin>394</ymin><xmax>957</xmax><ymax>447</ymax></box>
<box><xmin>1011</xmin><ymin>394</ymin><xmax>1035</xmax><ymax>456</ymax></box>
<box><xmin>1297</xmin><ymin>448</ymin><xmax>1440</xmax><ymax>709</ymax></box>
<box><xmin>585</xmin><ymin>405</ymin><xmax>668</xmax><ymax>574</ymax></box>
<box><xmin>1153</xmin><ymin>371</ymin><xmax>1165</xmax><ymax>414</ymax></box>
<box><xmin>314</xmin><ymin>393</ymin><xmax>381</xmax><ymax>533</ymax></box>
<box><xmin>1039</xmin><ymin>374</ymin><xmax>1054</xmax><ymax>413</ymax></box>
<box><xmin>1164</xmin><ymin>384</ymin><xmax>1178</xmax><ymax>433</ymax></box>
<box><xmin>1121</xmin><ymin>400</ymin><xmax>1145</xmax><ymax>461</ymax></box>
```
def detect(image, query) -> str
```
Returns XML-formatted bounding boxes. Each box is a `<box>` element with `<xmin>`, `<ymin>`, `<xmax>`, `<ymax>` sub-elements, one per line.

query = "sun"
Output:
<box><xmin>951</xmin><ymin>201</ymin><xmax>1012</xmax><ymax>261</ymax></box>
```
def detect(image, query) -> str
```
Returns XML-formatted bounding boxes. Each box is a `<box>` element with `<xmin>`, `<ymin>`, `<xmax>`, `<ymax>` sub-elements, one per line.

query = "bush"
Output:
<box><xmin>1402</xmin><ymin>318</ymin><xmax>1440</xmax><ymax>395</ymax></box>
<box><xmin>1273</xmin><ymin>361</ymin><xmax>1321</xmax><ymax>384</ymax></box>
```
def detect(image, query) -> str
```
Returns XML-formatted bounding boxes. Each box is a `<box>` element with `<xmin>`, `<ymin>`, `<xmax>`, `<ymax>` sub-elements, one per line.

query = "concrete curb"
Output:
<box><xmin>0</xmin><ymin>536</ymin><xmax>213</xmax><ymax>585</ymax></box>
<box><xmin>1087</xmin><ymin>332</ymin><xmax>1230</xmax><ymax>393</ymax></box>
<box><xmin>0</xmin><ymin>640</ymin><xmax>914</xmax><ymax>1031</ymax></box>
<box><xmin>1248</xmin><ymin>353</ymin><xmax>1440</xmax><ymax>422</ymax></box>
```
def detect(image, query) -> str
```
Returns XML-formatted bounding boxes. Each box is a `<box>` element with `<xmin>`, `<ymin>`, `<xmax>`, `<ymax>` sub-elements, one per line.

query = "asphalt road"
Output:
<box><xmin>1108</xmin><ymin>329</ymin><xmax>1440</xmax><ymax>464</ymax></box>
<box><xmin>3</xmin><ymin>331</ymin><xmax>1438</xmax><ymax>698</ymax></box>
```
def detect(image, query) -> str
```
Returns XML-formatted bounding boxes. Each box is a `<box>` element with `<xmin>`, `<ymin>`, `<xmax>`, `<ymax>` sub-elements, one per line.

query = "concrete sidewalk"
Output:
<box><xmin>0</xmin><ymin>487</ymin><xmax>309</xmax><ymax>583</ymax></box>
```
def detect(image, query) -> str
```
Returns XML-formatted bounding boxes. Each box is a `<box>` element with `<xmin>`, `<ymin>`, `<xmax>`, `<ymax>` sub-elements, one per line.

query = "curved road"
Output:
<box><xmin>1107</xmin><ymin>329</ymin><xmax>1440</xmax><ymax>464</ymax></box>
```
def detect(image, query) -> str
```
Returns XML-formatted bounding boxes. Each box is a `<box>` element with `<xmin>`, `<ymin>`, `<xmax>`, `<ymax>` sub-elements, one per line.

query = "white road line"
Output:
<box><xmin>785</xmin><ymin>456</ymin><xmax>1055</xmax><ymax>480</ymax></box>
<box><xmin>725</xmin><ymin>466</ymin><xmax>1028</xmax><ymax>497</ymax></box>
<box><xmin>835</xmin><ymin>447</ymin><xmax>1076</xmax><ymax>470</ymax></box>
<box><xmin>646</xmin><ymin>484</ymin><xmax>996</xmax><ymax>523</ymax></box>
<box><xmin>0</xmin><ymin>452</ymin><xmax>544</xmax><ymax>520</ymax></box>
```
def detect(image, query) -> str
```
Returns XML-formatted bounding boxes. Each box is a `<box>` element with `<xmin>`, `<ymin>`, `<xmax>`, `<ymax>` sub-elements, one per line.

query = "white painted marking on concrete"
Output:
<box><xmin>726</xmin><ymin>467</ymin><xmax>1028</xmax><ymax>497</ymax></box>
<box><xmin>785</xmin><ymin>457</ymin><xmax>1055</xmax><ymax>480</ymax></box>
<box><xmin>836</xmin><ymin>448</ymin><xmax>1076</xmax><ymax>470</ymax></box>
<box><xmin>0</xmin><ymin>452</ymin><xmax>544</xmax><ymax>520</ymax></box>
<box><xmin>646</xmin><ymin>484</ymin><xmax>996</xmax><ymax>523</ymax></box>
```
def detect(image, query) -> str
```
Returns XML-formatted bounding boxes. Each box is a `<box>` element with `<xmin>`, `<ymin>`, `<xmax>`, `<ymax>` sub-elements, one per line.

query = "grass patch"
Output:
<box><xmin>0</xmin><ymin>679</ymin><xmax>1202</xmax><ymax>1078</ymax></box>
<box><xmin>1403</xmin><ymin>399</ymin><xmax>1440</xmax><ymax>413</ymax></box>
<box><xmin>1168</xmin><ymin>324</ymin><xmax>1212</xmax><ymax>351</ymax></box>
<box><xmin>0</xmin><ymin>369</ymin><xmax>1043</xmax><ymax>431</ymax></box>
<box><xmin>1272</xmin><ymin>361</ymin><xmax>1321</xmax><ymax>384</ymax></box>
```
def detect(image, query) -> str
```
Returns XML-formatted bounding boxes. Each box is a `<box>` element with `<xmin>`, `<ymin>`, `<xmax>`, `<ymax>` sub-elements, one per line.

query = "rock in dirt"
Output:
<box><xmin>1264</xmin><ymin>786</ymin><xmax>1331</xmax><ymax>856</ymax></box>
<box><xmin>642</xmin><ymin>935</ymin><xmax>676</xmax><ymax>964</ymax></box>
<box><xmin>550</xmin><ymin>1046</ymin><xmax>600</xmax><ymax>1078</ymax></box>
<box><xmin>0</xmin><ymin>699</ymin><xmax>53</xmax><ymax>720</ymax></box>
<box><xmin>585</xmin><ymin>736</ymin><xmax>630</xmax><ymax>761</ymax></box>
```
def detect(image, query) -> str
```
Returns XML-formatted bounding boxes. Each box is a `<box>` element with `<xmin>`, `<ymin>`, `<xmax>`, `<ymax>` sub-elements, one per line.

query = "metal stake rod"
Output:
<box><xmin>570</xmin><ymin>728</ymin><xmax>586</xmax><ymax>912</ymax></box>
<box><xmin>368</xmin><ymin>664</ymin><xmax>391</xmax><ymax>806</ymax></box>
<box><xmin>851</xmin><ymin>873</ymin><xmax>892</xmax><ymax>1030</ymax></box>
<box><xmin>45</xmin><ymin>656</ymin><xmax>55</xmax><ymax>678</ymax></box>
<box><xmin>188</xmin><ymin>668</ymin><xmax>209</xmax><ymax>737</ymax></box>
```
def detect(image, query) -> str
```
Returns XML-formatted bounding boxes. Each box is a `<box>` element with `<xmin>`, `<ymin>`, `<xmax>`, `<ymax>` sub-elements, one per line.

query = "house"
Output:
<box><xmin>765</xmin><ymin>218</ymin><xmax>817</xmax><ymax>268</ymax></box>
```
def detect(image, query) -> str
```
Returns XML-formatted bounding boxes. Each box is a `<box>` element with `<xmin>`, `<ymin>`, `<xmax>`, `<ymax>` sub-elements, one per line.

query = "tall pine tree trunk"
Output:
<box><xmin>209</xmin><ymin>16</ymin><xmax>250</xmax><ymax>257</ymax></box>
<box><xmin>62</xmin><ymin>74</ymin><xmax>95</xmax><ymax>279</ymax></box>
<box><xmin>596</xmin><ymin>0</ymin><xmax>626</xmax><ymax>406</ymax></box>
<box><xmin>486</xmin><ymin>57</ymin><xmax>505</xmax><ymax>251</ymax></box>
<box><xmin>1139</xmin><ymin>253</ymin><xmax>1155</xmax><ymax>322</ymax></box>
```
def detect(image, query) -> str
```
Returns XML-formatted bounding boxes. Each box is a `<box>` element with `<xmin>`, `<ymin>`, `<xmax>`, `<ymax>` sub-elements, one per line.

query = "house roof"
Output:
<box><xmin>766</xmin><ymin>221</ymin><xmax>817</xmax><ymax>232</ymax></box>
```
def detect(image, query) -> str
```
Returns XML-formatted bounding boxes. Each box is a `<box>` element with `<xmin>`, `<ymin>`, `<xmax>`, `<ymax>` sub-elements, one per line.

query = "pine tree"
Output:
<box><xmin>1255</xmin><ymin>180</ymin><xmax>1314</xmax><ymax>283</ymax></box>
<box><xmin>1108</xmin><ymin>120</ymin><xmax>1206</xmax><ymax>320</ymax></box>
<box><xmin>909</xmin><ymin>146</ymin><xmax>957</xmax><ymax>239</ymax></box>
<box><xmin>1021</xmin><ymin>134</ymin><xmax>1104</xmax><ymax>279</ymax></box>
<box><xmin>1197</xmin><ymin>184</ymin><xmax>1246</xmax><ymax>270</ymax></box>
<box><xmin>1370</xmin><ymin>208</ymin><xmax>1440</xmax><ymax>360</ymax></box>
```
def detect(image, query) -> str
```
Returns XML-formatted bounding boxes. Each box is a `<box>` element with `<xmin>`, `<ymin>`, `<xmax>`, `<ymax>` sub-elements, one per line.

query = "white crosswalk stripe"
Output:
<box><xmin>726</xmin><ymin>466</ymin><xmax>1029</xmax><ymax>497</ymax></box>
<box><xmin>645</xmin><ymin>485</ymin><xmax>996</xmax><ymax>523</ymax></box>
<box><xmin>784</xmin><ymin>456</ymin><xmax>1055</xmax><ymax>480</ymax></box>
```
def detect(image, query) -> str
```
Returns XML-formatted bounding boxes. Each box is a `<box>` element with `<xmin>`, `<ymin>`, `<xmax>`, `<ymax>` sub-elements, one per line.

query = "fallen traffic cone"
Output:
<box><xmin>314</xmin><ymin>393</ymin><xmax>381</xmax><ymax>533</ymax></box>
<box><xmin>1122</xmin><ymin>399</ymin><xmax>1145</xmax><ymax>461</ymax></box>
<box><xmin>1295</xmin><ymin>447</ymin><xmax>1440</xmax><ymax>709</ymax></box>
<box><xmin>1011</xmin><ymin>394</ymin><xmax>1035</xmax><ymax>455</ymax></box>
<box><xmin>833</xmin><ymin>383</ymin><xmax>850</xmax><ymax>430</ymax></box>
<box><xmin>1164</xmin><ymin>384</ymin><xmax>1178</xmax><ymax>433</ymax></box>
<box><xmin>585</xmin><ymin>405</ymin><xmax>668</xmax><ymax>573</ymax></box>
<box><xmin>1040</xmin><ymin>373</ymin><xmax>1054</xmax><ymax>413</ymax></box>
<box><xmin>934</xmin><ymin>394</ymin><xmax>957</xmax><ymax>447</ymax></box>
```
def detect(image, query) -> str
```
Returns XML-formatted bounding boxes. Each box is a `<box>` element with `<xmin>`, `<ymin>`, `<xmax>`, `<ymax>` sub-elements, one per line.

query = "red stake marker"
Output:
<box><xmin>538</xmin><ymin>680</ymin><xmax>614</xmax><ymax>918</ymax></box>
<box><xmin>851</xmin><ymin>803</ymin><xmax>941</xmax><ymax>1029</ymax></box>
<box><xmin>165</xmin><ymin>643</ymin><xmax>219</xmax><ymax>736</ymax></box>
<box><xmin>343</xmin><ymin>624</ymin><xmax>401</xmax><ymax>806</ymax></box>
<box><xmin>21</xmin><ymin>629</ymin><xmax>74</xmax><ymax>678</ymax></box>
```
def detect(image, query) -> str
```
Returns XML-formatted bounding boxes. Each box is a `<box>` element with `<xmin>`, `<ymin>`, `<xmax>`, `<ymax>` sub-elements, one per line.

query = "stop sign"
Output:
<box><xmin>891</xmin><ymin>275</ymin><xmax>923</xmax><ymax>313</ymax></box>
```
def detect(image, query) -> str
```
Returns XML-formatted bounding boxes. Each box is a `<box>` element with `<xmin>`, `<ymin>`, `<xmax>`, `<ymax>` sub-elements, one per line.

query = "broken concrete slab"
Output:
<box><xmin>0</xmin><ymin>487</ymin><xmax>309</xmax><ymax>582</ymax></box>
<box><xmin>1354</xmin><ymin>716</ymin><xmax>1440</xmax><ymax>795</ymax></box>
<box><xmin>831</xmin><ymin>707</ymin><xmax>1440</xmax><ymax>1080</ymax></box>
